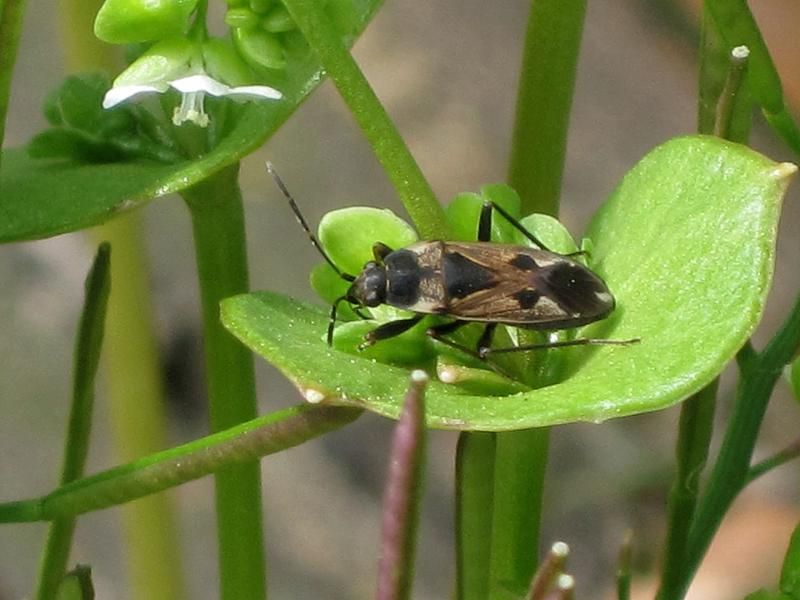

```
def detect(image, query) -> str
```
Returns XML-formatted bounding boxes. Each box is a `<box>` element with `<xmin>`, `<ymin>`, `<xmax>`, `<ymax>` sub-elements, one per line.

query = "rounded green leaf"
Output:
<box><xmin>518</xmin><ymin>213</ymin><xmax>578</xmax><ymax>254</ymax></box>
<box><xmin>223</xmin><ymin>136</ymin><xmax>794</xmax><ymax>430</ymax></box>
<box><xmin>318</xmin><ymin>207</ymin><xmax>418</xmax><ymax>274</ymax></box>
<box><xmin>94</xmin><ymin>0</ymin><xmax>197</xmax><ymax>44</ymax></box>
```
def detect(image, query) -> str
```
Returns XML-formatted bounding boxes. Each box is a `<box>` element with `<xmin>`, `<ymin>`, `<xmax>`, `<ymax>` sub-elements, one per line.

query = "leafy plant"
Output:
<box><xmin>0</xmin><ymin>0</ymin><xmax>799</xmax><ymax>599</ymax></box>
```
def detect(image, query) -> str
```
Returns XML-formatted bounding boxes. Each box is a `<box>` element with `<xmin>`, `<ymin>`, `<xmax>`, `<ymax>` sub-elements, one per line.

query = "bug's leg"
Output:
<box><xmin>484</xmin><ymin>201</ymin><xmax>552</xmax><ymax>251</ymax></box>
<box><xmin>483</xmin><ymin>336</ymin><xmax>640</xmax><ymax>355</ymax></box>
<box><xmin>359</xmin><ymin>315</ymin><xmax>425</xmax><ymax>350</ymax></box>
<box><xmin>373</xmin><ymin>242</ymin><xmax>393</xmax><ymax>263</ymax></box>
<box><xmin>328</xmin><ymin>296</ymin><xmax>353</xmax><ymax>345</ymax></box>
<box><xmin>476</xmin><ymin>322</ymin><xmax>498</xmax><ymax>358</ymax></box>
<box><xmin>352</xmin><ymin>305</ymin><xmax>371</xmax><ymax>320</ymax></box>
<box><xmin>427</xmin><ymin>321</ymin><xmax>517</xmax><ymax>380</ymax></box>
<box><xmin>478</xmin><ymin>202</ymin><xmax>493</xmax><ymax>242</ymax></box>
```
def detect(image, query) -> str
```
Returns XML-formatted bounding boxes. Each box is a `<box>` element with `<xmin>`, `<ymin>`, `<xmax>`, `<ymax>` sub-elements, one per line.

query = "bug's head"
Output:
<box><xmin>539</xmin><ymin>261</ymin><xmax>616</xmax><ymax>322</ymax></box>
<box><xmin>347</xmin><ymin>261</ymin><xmax>387</xmax><ymax>308</ymax></box>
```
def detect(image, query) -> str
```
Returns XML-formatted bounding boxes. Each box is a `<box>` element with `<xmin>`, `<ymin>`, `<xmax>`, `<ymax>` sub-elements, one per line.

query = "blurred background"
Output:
<box><xmin>1</xmin><ymin>0</ymin><xmax>799</xmax><ymax>598</ymax></box>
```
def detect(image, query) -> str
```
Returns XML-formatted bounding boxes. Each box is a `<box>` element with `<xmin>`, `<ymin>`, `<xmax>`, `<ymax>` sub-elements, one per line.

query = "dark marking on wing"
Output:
<box><xmin>535</xmin><ymin>262</ymin><xmax>610</xmax><ymax>315</ymax></box>
<box><xmin>510</xmin><ymin>254</ymin><xmax>538</xmax><ymax>271</ymax></box>
<box><xmin>513</xmin><ymin>288</ymin><xmax>540</xmax><ymax>309</ymax></box>
<box><xmin>443</xmin><ymin>251</ymin><xmax>498</xmax><ymax>300</ymax></box>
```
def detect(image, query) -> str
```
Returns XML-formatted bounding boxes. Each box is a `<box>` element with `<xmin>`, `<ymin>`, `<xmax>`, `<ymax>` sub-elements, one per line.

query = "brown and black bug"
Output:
<box><xmin>268</xmin><ymin>164</ymin><xmax>636</xmax><ymax>366</ymax></box>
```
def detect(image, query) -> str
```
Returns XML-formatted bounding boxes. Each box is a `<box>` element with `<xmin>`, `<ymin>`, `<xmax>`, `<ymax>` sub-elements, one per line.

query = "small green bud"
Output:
<box><xmin>232</xmin><ymin>27</ymin><xmax>287</xmax><ymax>70</ymax></box>
<box><xmin>94</xmin><ymin>0</ymin><xmax>198</xmax><ymax>44</ymax></box>
<box><xmin>261</xmin><ymin>6</ymin><xmax>295</xmax><ymax>32</ymax></box>
<box><xmin>225</xmin><ymin>7</ymin><xmax>259</xmax><ymax>29</ymax></box>
<box><xmin>202</xmin><ymin>38</ymin><xmax>254</xmax><ymax>87</ymax></box>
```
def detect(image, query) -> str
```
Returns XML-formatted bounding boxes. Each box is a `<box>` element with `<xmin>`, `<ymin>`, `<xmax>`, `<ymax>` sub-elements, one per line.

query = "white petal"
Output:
<box><xmin>226</xmin><ymin>85</ymin><xmax>282</xmax><ymax>100</ymax></box>
<box><xmin>102</xmin><ymin>84</ymin><xmax>164</xmax><ymax>109</ymax></box>
<box><xmin>169</xmin><ymin>74</ymin><xmax>230</xmax><ymax>96</ymax></box>
<box><xmin>169</xmin><ymin>74</ymin><xmax>282</xmax><ymax>101</ymax></box>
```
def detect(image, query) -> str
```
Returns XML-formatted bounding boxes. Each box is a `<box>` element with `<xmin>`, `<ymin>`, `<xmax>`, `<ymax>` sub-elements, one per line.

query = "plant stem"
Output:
<box><xmin>746</xmin><ymin>438</ymin><xmax>800</xmax><ymax>485</ymax></box>
<box><xmin>507</xmin><ymin>0</ymin><xmax>588</xmax><ymax>218</ymax></box>
<box><xmin>0</xmin><ymin>0</ymin><xmax>27</xmax><ymax>172</ymax></box>
<box><xmin>455</xmin><ymin>432</ymin><xmax>496</xmax><ymax>600</ymax></box>
<box><xmin>657</xmin><ymin>381</ymin><xmax>717</xmax><ymax>599</ymax></box>
<box><xmin>36</xmin><ymin>245</ymin><xmax>110</xmax><ymax>600</ymax></box>
<box><xmin>661</xmin><ymin>292</ymin><xmax>800</xmax><ymax>600</ymax></box>
<box><xmin>0</xmin><ymin>405</ymin><xmax>360</xmax><ymax>522</ymax></box>
<box><xmin>281</xmin><ymin>0</ymin><xmax>448</xmax><ymax>239</ymax></box>
<box><xmin>489</xmin><ymin>428</ymin><xmax>550</xmax><ymax>597</ymax></box>
<box><xmin>182</xmin><ymin>163</ymin><xmax>265</xmax><ymax>600</ymax></box>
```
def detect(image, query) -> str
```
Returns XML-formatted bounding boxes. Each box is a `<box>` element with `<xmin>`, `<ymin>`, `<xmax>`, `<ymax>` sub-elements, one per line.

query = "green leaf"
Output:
<box><xmin>318</xmin><ymin>206</ymin><xmax>418</xmax><ymax>274</ymax></box>
<box><xmin>0</xmin><ymin>0</ymin><xmax>384</xmax><ymax>243</ymax></box>
<box><xmin>222</xmin><ymin>137</ymin><xmax>794</xmax><ymax>429</ymax></box>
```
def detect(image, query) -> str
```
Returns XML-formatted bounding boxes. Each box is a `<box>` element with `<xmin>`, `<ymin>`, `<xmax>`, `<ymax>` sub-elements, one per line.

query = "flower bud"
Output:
<box><xmin>232</xmin><ymin>27</ymin><xmax>286</xmax><ymax>70</ymax></box>
<box><xmin>94</xmin><ymin>0</ymin><xmax>198</xmax><ymax>44</ymax></box>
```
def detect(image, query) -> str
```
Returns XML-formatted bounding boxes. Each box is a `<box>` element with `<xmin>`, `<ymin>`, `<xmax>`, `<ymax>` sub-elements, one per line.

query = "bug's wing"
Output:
<box><xmin>448</xmin><ymin>278</ymin><xmax>572</xmax><ymax>325</ymax></box>
<box><xmin>442</xmin><ymin>243</ymin><xmax>595</xmax><ymax>328</ymax></box>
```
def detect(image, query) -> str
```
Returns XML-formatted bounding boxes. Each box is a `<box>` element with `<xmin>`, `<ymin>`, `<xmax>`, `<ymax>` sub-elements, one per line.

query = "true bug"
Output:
<box><xmin>268</xmin><ymin>164</ymin><xmax>636</xmax><ymax>367</ymax></box>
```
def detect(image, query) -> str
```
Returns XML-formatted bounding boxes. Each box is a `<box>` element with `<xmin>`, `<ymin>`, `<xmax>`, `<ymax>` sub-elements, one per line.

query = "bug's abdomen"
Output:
<box><xmin>383</xmin><ymin>242</ymin><xmax>446</xmax><ymax>313</ymax></box>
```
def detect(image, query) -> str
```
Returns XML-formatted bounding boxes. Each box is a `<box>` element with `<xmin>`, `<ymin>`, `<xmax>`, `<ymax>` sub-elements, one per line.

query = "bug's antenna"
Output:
<box><xmin>266</xmin><ymin>162</ymin><xmax>355</xmax><ymax>282</ymax></box>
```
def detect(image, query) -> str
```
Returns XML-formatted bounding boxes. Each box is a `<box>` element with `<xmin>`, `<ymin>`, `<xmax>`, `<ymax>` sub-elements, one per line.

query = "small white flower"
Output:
<box><xmin>168</xmin><ymin>74</ymin><xmax>282</xmax><ymax>126</ymax></box>
<box><xmin>102</xmin><ymin>38</ymin><xmax>282</xmax><ymax>127</ymax></box>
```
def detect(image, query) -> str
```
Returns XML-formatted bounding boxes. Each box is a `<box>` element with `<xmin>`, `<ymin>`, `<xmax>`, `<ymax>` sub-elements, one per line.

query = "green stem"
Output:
<box><xmin>0</xmin><ymin>405</ymin><xmax>360</xmax><ymax>522</ymax></box>
<box><xmin>182</xmin><ymin>163</ymin><xmax>265</xmax><ymax>600</ymax></box>
<box><xmin>0</xmin><ymin>0</ymin><xmax>27</xmax><ymax>171</ymax></box>
<box><xmin>489</xmin><ymin>428</ymin><xmax>550</xmax><ymax>597</ymax></box>
<box><xmin>281</xmin><ymin>0</ymin><xmax>448</xmax><ymax>239</ymax></box>
<box><xmin>36</xmin><ymin>245</ymin><xmax>110</xmax><ymax>600</ymax></box>
<box><xmin>657</xmin><ymin>382</ymin><xmax>717</xmax><ymax>599</ymax></box>
<box><xmin>746</xmin><ymin>439</ymin><xmax>800</xmax><ymax>484</ymax></box>
<box><xmin>455</xmin><ymin>432</ymin><xmax>496</xmax><ymax>600</ymax></box>
<box><xmin>507</xmin><ymin>0</ymin><xmax>588</xmax><ymax>217</ymax></box>
<box><xmin>661</xmin><ymin>292</ymin><xmax>800</xmax><ymax>600</ymax></box>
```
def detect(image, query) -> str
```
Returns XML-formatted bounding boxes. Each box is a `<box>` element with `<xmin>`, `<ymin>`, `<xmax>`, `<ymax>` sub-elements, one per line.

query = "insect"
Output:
<box><xmin>267</xmin><ymin>163</ymin><xmax>636</xmax><ymax>367</ymax></box>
